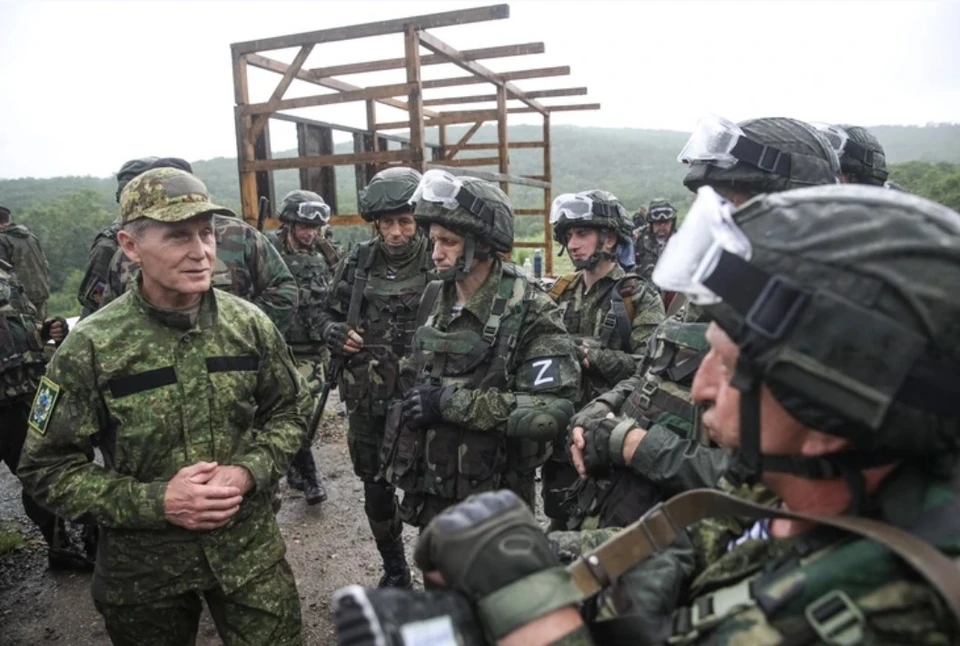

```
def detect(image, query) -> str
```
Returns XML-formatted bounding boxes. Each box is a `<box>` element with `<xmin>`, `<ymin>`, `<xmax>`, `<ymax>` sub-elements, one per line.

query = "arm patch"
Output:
<box><xmin>524</xmin><ymin>358</ymin><xmax>561</xmax><ymax>392</ymax></box>
<box><xmin>29</xmin><ymin>376</ymin><xmax>60</xmax><ymax>435</ymax></box>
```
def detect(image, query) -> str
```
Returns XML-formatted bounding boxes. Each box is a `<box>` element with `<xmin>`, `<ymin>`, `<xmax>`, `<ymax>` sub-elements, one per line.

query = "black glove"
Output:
<box><xmin>324</xmin><ymin>322</ymin><xmax>351</xmax><ymax>356</ymax></box>
<box><xmin>402</xmin><ymin>384</ymin><xmax>450</xmax><ymax>429</ymax></box>
<box><xmin>414</xmin><ymin>490</ymin><xmax>580</xmax><ymax>640</ymax></box>
<box><xmin>40</xmin><ymin>317</ymin><xmax>69</xmax><ymax>344</ymax></box>
<box><xmin>582</xmin><ymin>417</ymin><xmax>618</xmax><ymax>476</ymax></box>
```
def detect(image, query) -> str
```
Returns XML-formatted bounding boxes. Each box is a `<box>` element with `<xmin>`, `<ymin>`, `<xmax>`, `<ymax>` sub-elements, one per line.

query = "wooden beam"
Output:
<box><xmin>445</xmin><ymin>121</ymin><xmax>484</xmax><ymax>160</ymax></box>
<box><xmin>514</xmin><ymin>208</ymin><xmax>545</xmax><ymax>215</ymax></box>
<box><xmin>404</xmin><ymin>25</ymin><xmax>426</xmax><ymax>172</ymax></box>
<box><xmin>496</xmin><ymin>84</ymin><xmax>509</xmax><ymax>193</ymax></box>
<box><xmin>231</xmin><ymin>54</ymin><xmax>258</xmax><ymax>223</ymax></box>
<box><xmin>511</xmin><ymin>103</ymin><xmax>602</xmax><ymax>114</ymax></box>
<box><xmin>427</xmin><ymin>164</ymin><xmax>551</xmax><ymax>189</ymax></box>
<box><xmin>231</xmin><ymin>4</ymin><xmax>510</xmax><ymax>54</ymax></box>
<box><xmin>423</xmin><ymin>87</ymin><xmax>588</xmax><ymax>106</ymax></box>
<box><xmin>456</xmin><ymin>141</ymin><xmax>545</xmax><ymax>150</ymax></box>
<box><xmin>241</xmin><ymin>82</ymin><xmax>415</xmax><ymax>116</ymax></box>
<box><xmin>244</xmin><ymin>149</ymin><xmax>415</xmax><ymax>172</ymax></box>
<box><xmin>329</xmin><ymin>214</ymin><xmax>368</xmax><ymax>226</ymax></box>
<box><xmin>423</xmin><ymin>66</ymin><xmax>571</xmax><ymax>89</ymax></box>
<box><xmin>543</xmin><ymin>113</ymin><xmax>553</xmax><ymax>275</ymax></box>
<box><xmin>248</xmin><ymin>44</ymin><xmax>314</xmax><ymax>142</ymax></box>
<box><xmin>309</xmin><ymin>42</ymin><xmax>544</xmax><ymax>78</ymax></box>
<box><xmin>437</xmin><ymin>156</ymin><xmax>502</xmax><ymax>167</ymax></box>
<box><xmin>416</xmin><ymin>30</ymin><xmax>547</xmax><ymax>115</ymax></box>
<box><xmin>245</xmin><ymin>53</ymin><xmax>440</xmax><ymax>118</ymax></box>
<box><xmin>379</xmin><ymin>109</ymin><xmax>498</xmax><ymax>130</ymax></box>
<box><xmin>270</xmin><ymin>113</ymin><xmax>440</xmax><ymax>148</ymax></box>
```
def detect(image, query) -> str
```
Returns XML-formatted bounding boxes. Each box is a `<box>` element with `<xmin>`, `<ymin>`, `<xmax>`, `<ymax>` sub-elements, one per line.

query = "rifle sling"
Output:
<box><xmin>567</xmin><ymin>488</ymin><xmax>960</xmax><ymax>622</ymax></box>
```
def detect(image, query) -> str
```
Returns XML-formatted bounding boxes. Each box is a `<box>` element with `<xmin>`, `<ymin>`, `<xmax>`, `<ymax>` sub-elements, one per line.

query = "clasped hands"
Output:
<box><xmin>163</xmin><ymin>461</ymin><xmax>254</xmax><ymax>531</ymax></box>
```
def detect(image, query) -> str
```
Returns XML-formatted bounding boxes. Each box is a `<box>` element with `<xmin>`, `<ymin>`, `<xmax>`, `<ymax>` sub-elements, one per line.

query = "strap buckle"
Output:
<box><xmin>669</xmin><ymin>580</ymin><xmax>756</xmax><ymax>644</ymax></box>
<box><xmin>638</xmin><ymin>379</ymin><xmax>659</xmax><ymax>410</ymax></box>
<box><xmin>804</xmin><ymin>590</ymin><xmax>865</xmax><ymax>646</ymax></box>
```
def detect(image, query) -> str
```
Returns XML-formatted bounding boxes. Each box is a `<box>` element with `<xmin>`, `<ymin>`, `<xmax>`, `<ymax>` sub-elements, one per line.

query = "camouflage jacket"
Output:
<box><xmin>383</xmin><ymin>260</ymin><xmax>581</xmax><ymax>501</ymax></box>
<box><xmin>547</xmin><ymin>264</ymin><xmax>664</xmax><ymax>406</ymax></box>
<box><xmin>266</xmin><ymin>226</ymin><xmax>340</xmax><ymax>349</ymax></box>
<box><xmin>0</xmin><ymin>261</ymin><xmax>47</xmax><ymax>403</ymax></box>
<box><xmin>18</xmin><ymin>287</ymin><xmax>308</xmax><ymax>605</ymax></box>
<box><xmin>0</xmin><ymin>223</ymin><xmax>50</xmax><ymax>315</ymax></box>
<box><xmin>551</xmin><ymin>464</ymin><xmax>959</xmax><ymax>644</ymax></box>
<box><xmin>320</xmin><ymin>235</ymin><xmax>435</xmax><ymax>414</ymax></box>
<box><xmin>101</xmin><ymin>215</ymin><xmax>298</xmax><ymax>332</ymax></box>
<box><xmin>634</xmin><ymin>231</ymin><xmax>664</xmax><ymax>283</ymax></box>
<box><xmin>77</xmin><ymin>219</ymin><xmax>121</xmax><ymax>317</ymax></box>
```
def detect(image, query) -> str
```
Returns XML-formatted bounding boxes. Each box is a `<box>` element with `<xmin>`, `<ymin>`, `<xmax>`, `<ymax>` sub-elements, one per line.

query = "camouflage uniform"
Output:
<box><xmin>633</xmin><ymin>231</ymin><xmax>664</xmax><ymax>283</ymax></box>
<box><xmin>101</xmin><ymin>214</ymin><xmax>298</xmax><ymax>333</ymax></box>
<box><xmin>18</xmin><ymin>168</ymin><xmax>307</xmax><ymax>646</ymax></box>
<box><xmin>0</xmin><ymin>217</ymin><xmax>50</xmax><ymax>318</ymax></box>
<box><xmin>383</xmin><ymin>173</ymin><xmax>580</xmax><ymax>528</ymax></box>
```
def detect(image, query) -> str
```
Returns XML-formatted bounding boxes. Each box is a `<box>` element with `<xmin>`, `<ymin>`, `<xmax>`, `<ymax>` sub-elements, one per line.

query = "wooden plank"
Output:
<box><xmin>423</xmin><ymin>86</ymin><xmax>588</xmax><ymax>106</ymax></box>
<box><xmin>298</xmin><ymin>123</ymin><xmax>338</xmax><ymax>212</ymax></box>
<box><xmin>270</xmin><ymin>113</ymin><xmax>440</xmax><ymax>149</ymax></box>
<box><xmin>231</xmin><ymin>54</ymin><xmax>257</xmax><ymax>223</ymax></box>
<box><xmin>231</xmin><ymin>4</ymin><xmax>509</xmax><ymax>55</ymax></box>
<box><xmin>514</xmin><ymin>208</ymin><xmax>545</xmax><ymax>216</ymax></box>
<box><xmin>309</xmin><ymin>42</ymin><xmax>544</xmax><ymax>78</ymax></box>
<box><xmin>254</xmin><ymin>120</ymin><xmax>277</xmax><ymax>216</ymax></box>
<box><xmin>328</xmin><ymin>214</ymin><xmax>368</xmax><ymax>227</ymax></box>
<box><xmin>241</xmin><ymin>82</ymin><xmax>415</xmax><ymax>116</ymax></box>
<box><xmin>437</xmin><ymin>156</ymin><xmax>502</xmax><ymax>167</ymax></box>
<box><xmin>427</xmin><ymin>164</ymin><xmax>551</xmax><ymax>189</ymax></box>
<box><xmin>244</xmin><ymin>149</ymin><xmax>415</xmax><ymax>172</ymax></box>
<box><xmin>423</xmin><ymin>66</ymin><xmax>570</xmax><ymax>89</ymax></box>
<box><xmin>496</xmin><ymin>84</ymin><xmax>509</xmax><ymax>193</ymax></box>
<box><xmin>457</xmin><ymin>141</ymin><xmax>544</xmax><ymax>150</ymax></box>
<box><xmin>511</xmin><ymin>103</ymin><xmax>602</xmax><ymax>114</ymax></box>
<box><xmin>379</xmin><ymin>109</ymin><xmax>498</xmax><ymax>130</ymax></box>
<box><xmin>404</xmin><ymin>25</ymin><xmax>426</xmax><ymax>172</ymax></box>
<box><xmin>417</xmin><ymin>30</ymin><xmax>547</xmax><ymax>115</ymax></box>
<box><xmin>543</xmin><ymin>113</ymin><xmax>553</xmax><ymax>275</ymax></box>
<box><xmin>445</xmin><ymin>121</ymin><xmax>484</xmax><ymax>160</ymax></box>
<box><xmin>232</xmin><ymin>53</ymin><xmax>250</xmax><ymax>106</ymax></box>
<box><xmin>248</xmin><ymin>44</ymin><xmax>314</xmax><ymax>142</ymax></box>
<box><xmin>244</xmin><ymin>53</ymin><xmax>440</xmax><ymax>118</ymax></box>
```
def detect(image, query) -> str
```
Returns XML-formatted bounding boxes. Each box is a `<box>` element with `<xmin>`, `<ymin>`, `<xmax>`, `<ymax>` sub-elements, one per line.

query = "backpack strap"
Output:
<box><xmin>547</xmin><ymin>273</ymin><xmax>577</xmax><ymax>302</ymax></box>
<box><xmin>416</xmin><ymin>280</ymin><xmax>444</xmax><ymax>328</ymax></box>
<box><xmin>346</xmin><ymin>241</ymin><xmax>377</xmax><ymax>329</ymax></box>
<box><xmin>598</xmin><ymin>277</ymin><xmax>640</xmax><ymax>350</ymax></box>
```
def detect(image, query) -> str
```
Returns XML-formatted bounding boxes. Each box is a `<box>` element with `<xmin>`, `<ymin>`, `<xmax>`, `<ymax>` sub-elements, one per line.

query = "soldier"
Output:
<box><xmin>408</xmin><ymin>184</ymin><xmax>960</xmax><ymax>646</ymax></box>
<box><xmin>267</xmin><ymin>190</ymin><xmax>341</xmax><ymax>506</ymax></box>
<box><xmin>542</xmin><ymin>190</ymin><xmax>664</xmax><ymax>530</ymax></box>
<box><xmin>813</xmin><ymin>122</ymin><xmax>889</xmax><ymax>186</ymax></box>
<box><xmin>0</xmin><ymin>204</ymin><xmax>50</xmax><ymax>317</ymax></box>
<box><xmin>0</xmin><ymin>264</ymin><xmax>88</xmax><ymax>570</ymax></box>
<box><xmin>77</xmin><ymin>157</ymin><xmax>193</xmax><ymax>317</ymax></box>
<box><xmin>100</xmin><ymin>202</ymin><xmax>298</xmax><ymax>334</ymax></box>
<box><xmin>568</xmin><ymin>116</ymin><xmax>842</xmax><ymax>530</ymax></box>
<box><xmin>633</xmin><ymin>198</ymin><xmax>677</xmax><ymax>283</ymax></box>
<box><xmin>319</xmin><ymin>167</ymin><xmax>432</xmax><ymax>589</ymax></box>
<box><xmin>380</xmin><ymin>170</ymin><xmax>580</xmax><ymax>531</ymax></box>
<box><xmin>18</xmin><ymin>168</ymin><xmax>307</xmax><ymax>646</ymax></box>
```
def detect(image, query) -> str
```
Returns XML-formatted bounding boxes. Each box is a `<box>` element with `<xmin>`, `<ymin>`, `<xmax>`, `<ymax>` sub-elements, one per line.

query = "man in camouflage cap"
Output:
<box><xmin>268</xmin><ymin>189</ymin><xmax>341</xmax><ymax>506</ymax></box>
<box><xmin>633</xmin><ymin>198</ymin><xmax>677</xmax><ymax>283</ymax></box>
<box><xmin>542</xmin><ymin>189</ymin><xmax>664</xmax><ymax>530</ymax></box>
<box><xmin>379</xmin><ymin>170</ymin><xmax>581</xmax><ymax>529</ymax></box>
<box><xmin>319</xmin><ymin>166</ymin><xmax>434</xmax><ymax>588</ymax></box>
<box><xmin>19</xmin><ymin>167</ymin><xmax>308</xmax><ymax>646</ymax></box>
<box><xmin>77</xmin><ymin>156</ymin><xmax>193</xmax><ymax>317</ymax></box>
<box><xmin>0</xmin><ymin>203</ymin><xmax>50</xmax><ymax>318</ymax></box>
<box><xmin>96</xmin><ymin>161</ymin><xmax>298</xmax><ymax>333</ymax></box>
<box><xmin>406</xmin><ymin>184</ymin><xmax>960</xmax><ymax>646</ymax></box>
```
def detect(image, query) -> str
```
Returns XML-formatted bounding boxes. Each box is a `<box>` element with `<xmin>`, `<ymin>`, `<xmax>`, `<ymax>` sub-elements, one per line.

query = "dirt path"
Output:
<box><xmin>0</xmin><ymin>396</ymin><xmax>424</xmax><ymax>646</ymax></box>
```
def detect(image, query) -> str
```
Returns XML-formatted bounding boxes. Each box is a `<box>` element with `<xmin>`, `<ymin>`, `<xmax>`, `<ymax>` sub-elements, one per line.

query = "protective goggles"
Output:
<box><xmin>647</xmin><ymin>206</ymin><xmax>677</xmax><ymax>221</ymax></box>
<box><xmin>549</xmin><ymin>193</ymin><xmax>621</xmax><ymax>225</ymax></box>
<box><xmin>678</xmin><ymin>115</ymin><xmax>792</xmax><ymax>178</ymax></box>
<box><xmin>297</xmin><ymin>201</ymin><xmax>331</xmax><ymax>223</ymax></box>
<box><xmin>652</xmin><ymin>186</ymin><xmax>751</xmax><ymax>305</ymax></box>
<box><xmin>410</xmin><ymin>169</ymin><xmax>496</xmax><ymax>223</ymax></box>
<box><xmin>812</xmin><ymin>123</ymin><xmax>879</xmax><ymax>169</ymax></box>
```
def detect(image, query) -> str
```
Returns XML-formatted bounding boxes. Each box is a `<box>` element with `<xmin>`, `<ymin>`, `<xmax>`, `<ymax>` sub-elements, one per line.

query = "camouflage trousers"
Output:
<box><xmin>293</xmin><ymin>351</ymin><xmax>327</xmax><ymax>403</ymax></box>
<box><xmin>399</xmin><ymin>472</ymin><xmax>537</xmax><ymax>530</ymax></box>
<box><xmin>347</xmin><ymin>405</ymin><xmax>402</xmax><ymax>544</ymax></box>
<box><xmin>94</xmin><ymin>558</ymin><xmax>302</xmax><ymax>646</ymax></box>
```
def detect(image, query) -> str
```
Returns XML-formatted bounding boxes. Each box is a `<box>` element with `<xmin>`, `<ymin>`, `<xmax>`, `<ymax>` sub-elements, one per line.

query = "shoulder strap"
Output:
<box><xmin>416</xmin><ymin>280</ymin><xmax>444</xmax><ymax>328</ymax></box>
<box><xmin>547</xmin><ymin>273</ymin><xmax>577</xmax><ymax>301</ymax></box>
<box><xmin>345</xmin><ymin>242</ymin><xmax>376</xmax><ymax>329</ymax></box>
<box><xmin>567</xmin><ymin>488</ymin><xmax>960</xmax><ymax>624</ymax></box>
<box><xmin>316</xmin><ymin>236</ymin><xmax>340</xmax><ymax>268</ymax></box>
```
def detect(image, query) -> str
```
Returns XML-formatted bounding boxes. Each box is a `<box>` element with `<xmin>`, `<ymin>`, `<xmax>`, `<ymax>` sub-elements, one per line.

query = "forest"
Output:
<box><xmin>2</xmin><ymin>122</ymin><xmax>959</xmax><ymax>318</ymax></box>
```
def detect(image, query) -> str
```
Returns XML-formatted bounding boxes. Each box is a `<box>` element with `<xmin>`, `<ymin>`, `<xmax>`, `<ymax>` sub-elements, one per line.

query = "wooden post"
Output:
<box><xmin>297</xmin><ymin>123</ymin><xmax>339</xmax><ymax>213</ymax></box>
<box><xmin>496</xmin><ymin>84</ymin><xmax>509</xmax><ymax>194</ymax></box>
<box><xmin>233</xmin><ymin>54</ymin><xmax>259</xmax><ymax>224</ymax></box>
<box><xmin>404</xmin><ymin>26</ymin><xmax>427</xmax><ymax>172</ymax></box>
<box><xmin>543</xmin><ymin>113</ymin><xmax>553</xmax><ymax>276</ymax></box>
<box><xmin>253</xmin><ymin>120</ymin><xmax>276</xmax><ymax>218</ymax></box>
<box><xmin>438</xmin><ymin>124</ymin><xmax>447</xmax><ymax>161</ymax></box>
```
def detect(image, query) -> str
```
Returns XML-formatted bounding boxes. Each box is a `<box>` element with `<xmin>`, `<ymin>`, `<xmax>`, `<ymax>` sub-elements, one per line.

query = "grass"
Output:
<box><xmin>0</xmin><ymin>528</ymin><xmax>25</xmax><ymax>556</ymax></box>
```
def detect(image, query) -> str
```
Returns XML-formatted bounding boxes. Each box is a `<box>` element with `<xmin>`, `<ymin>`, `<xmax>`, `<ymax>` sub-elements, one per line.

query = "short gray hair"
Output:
<box><xmin>122</xmin><ymin>218</ymin><xmax>159</xmax><ymax>239</ymax></box>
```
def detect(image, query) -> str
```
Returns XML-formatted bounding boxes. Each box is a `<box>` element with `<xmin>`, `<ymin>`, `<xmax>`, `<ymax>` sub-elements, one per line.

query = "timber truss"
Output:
<box><xmin>230</xmin><ymin>3</ymin><xmax>598</xmax><ymax>272</ymax></box>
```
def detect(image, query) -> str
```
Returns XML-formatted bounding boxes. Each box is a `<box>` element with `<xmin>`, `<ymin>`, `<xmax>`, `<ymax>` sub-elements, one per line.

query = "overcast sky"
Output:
<box><xmin>0</xmin><ymin>0</ymin><xmax>957</xmax><ymax>179</ymax></box>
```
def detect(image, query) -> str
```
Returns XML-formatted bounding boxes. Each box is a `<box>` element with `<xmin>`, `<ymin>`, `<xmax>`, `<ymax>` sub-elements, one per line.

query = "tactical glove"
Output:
<box><xmin>414</xmin><ymin>490</ymin><xmax>581</xmax><ymax>640</ymax></box>
<box><xmin>568</xmin><ymin>400</ymin><xmax>613</xmax><ymax>435</ymax></box>
<box><xmin>40</xmin><ymin>316</ymin><xmax>69</xmax><ymax>344</ymax></box>
<box><xmin>324</xmin><ymin>322</ymin><xmax>351</xmax><ymax>355</ymax></box>
<box><xmin>402</xmin><ymin>384</ymin><xmax>452</xmax><ymax>429</ymax></box>
<box><xmin>581</xmin><ymin>417</ymin><xmax>633</xmax><ymax>476</ymax></box>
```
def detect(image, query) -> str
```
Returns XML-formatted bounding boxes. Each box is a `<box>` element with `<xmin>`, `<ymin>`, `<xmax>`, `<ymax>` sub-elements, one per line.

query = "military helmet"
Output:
<box><xmin>279</xmin><ymin>190</ymin><xmax>331</xmax><ymax>225</ymax></box>
<box><xmin>647</xmin><ymin>198</ymin><xmax>677</xmax><ymax>222</ymax></box>
<box><xmin>413</xmin><ymin>171</ymin><xmax>514</xmax><ymax>253</ymax></box>
<box><xmin>681</xmin><ymin>116</ymin><xmax>840</xmax><ymax>195</ymax></box>
<box><xmin>115</xmin><ymin>156</ymin><xmax>192</xmax><ymax>203</ymax></box>
<box><xmin>550</xmin><ymin>189</ymin><xmax>632</xmax><ymax>246</ymax></box>
<box><xmin>836</xmin><ymin>124</ymin><xmax>888</xmax><ymax>186</ymax></box>
<box><xmin>658</xmin><ymin>184</ymin><xmax>960</xmax><ymax>481</ymax></box>
<box><xmin>359</xmin><ymin>167</ymin><xmax>422</xmax><ymax>221</ymax></box>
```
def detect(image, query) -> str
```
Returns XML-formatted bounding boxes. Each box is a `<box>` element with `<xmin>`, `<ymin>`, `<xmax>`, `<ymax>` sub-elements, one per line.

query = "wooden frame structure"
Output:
<box><xmin>230</xmin><ymin>3</ymin><xmax>599</xmax><ymax>274</ymax></box>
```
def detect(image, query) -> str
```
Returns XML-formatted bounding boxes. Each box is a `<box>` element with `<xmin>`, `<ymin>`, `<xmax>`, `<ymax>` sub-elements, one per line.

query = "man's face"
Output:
<box><xmin>429</xmin><ymin>223</ymin><xmax>465</xmax><ymax>273</ymax></box>
<box><xmin>650</xmin><ymin>220</ymin><xmax>674</xmax><ymax>242</ymax></box>
<box><xmin>378</xmin><ymin>212</ymin><xmax>418</xmax><ymax>247</ymax></box>
<box><xmin>692</xmin><ymin>323</ymin><xmax>806</xmax><ymax>457</ymax></box>
<box><xmin>565</xmin><ymin>227</ymin><xmax>602</xmax><ymax>265</ymax></box>
<box><xmin>292</xmin><ymin>222</ymin><xmax>321</xmax><ymax>247</ymax></box>
<box><xmin>119</xmin><ymin>215</ymin><xmax>216</xmax><ymax>300</ymax></box>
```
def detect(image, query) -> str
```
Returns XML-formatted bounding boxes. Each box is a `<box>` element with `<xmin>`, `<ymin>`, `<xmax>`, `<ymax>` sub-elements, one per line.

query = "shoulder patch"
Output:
<box><xmin>29</xmin><ymin>376</ymin><xmax>60</xmax><ymax>435</ymax></box>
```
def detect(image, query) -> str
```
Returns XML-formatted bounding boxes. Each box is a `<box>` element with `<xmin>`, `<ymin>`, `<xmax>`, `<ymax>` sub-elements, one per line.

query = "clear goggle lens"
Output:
<box><xmin>677</xmin><ymin>115</ymin><xmax>745</xmax><ymax>169</ymax></box>
<box><xmin>297</xmin><ymin>201</ymin><xmax>331</xmax><ymax>222</ymax></box>
<box><xmin>549</xmin><ymin>194</ymin><xmax>596</xmax><ymax>224</ymax></box>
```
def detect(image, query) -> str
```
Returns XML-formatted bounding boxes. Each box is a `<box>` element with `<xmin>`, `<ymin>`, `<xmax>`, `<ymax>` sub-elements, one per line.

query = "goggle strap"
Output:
<box><xmin>455</xmin><ymin>187</ymin><xmax>495</xmax><ymax>226</ymax></box>
<box><xmin>841</xmin><ymin>139</ymin><xmax>876</xmax><ymax>169</ymax></box>
<box><xmin>730</xmin><ymin>136</ymin><xmax>792</xmax><ymax>177</ymax></box>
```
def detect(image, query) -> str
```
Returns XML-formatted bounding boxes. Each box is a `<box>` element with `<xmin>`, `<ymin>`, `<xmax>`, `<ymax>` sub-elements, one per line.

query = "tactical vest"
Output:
<box><xmin>549</xmin><ymin>273</ymin><xmax>636</xmax><ymax>353</ymax></box>
<box><xmin>382</xmin><ymin>265</ymin><xmax>549</xmax><ymax>501</ymax></box>
<box><xmin>0</xmin><ymin>266</ymin><xmax>46</xmax><ymax>403</ymax></box>
<box><xmin>338</xmin><ymin>240</ymin><xmax>432</xmax><ymax>407</ymax></box>
<box><xmin>271</xmin><ymin>232</ymin><xmax>334</xmax><ymax>346</ymax></box>
<box><xmin>0</xmin><ymin>224</ymin><xmax>49</xmax><ymax>310</ymax></box>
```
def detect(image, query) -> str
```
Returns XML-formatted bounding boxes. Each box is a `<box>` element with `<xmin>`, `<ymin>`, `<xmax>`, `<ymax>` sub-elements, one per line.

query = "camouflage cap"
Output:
<box><xmin>119</xmin><ymin>168</ymin><xmax>233</xmax><ymax>224</ymax></box>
